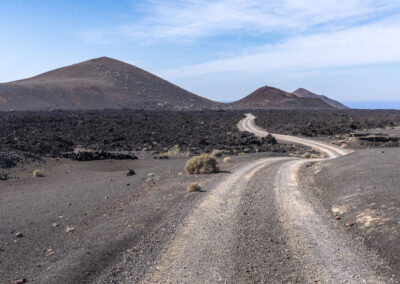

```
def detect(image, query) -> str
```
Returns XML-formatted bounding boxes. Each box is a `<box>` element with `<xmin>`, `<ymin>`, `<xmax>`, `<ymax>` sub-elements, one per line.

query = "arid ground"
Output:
<box><xmin>2</xmin><ymin>110</ymin><xmax>400</xmax><ymax>283</ymax></box>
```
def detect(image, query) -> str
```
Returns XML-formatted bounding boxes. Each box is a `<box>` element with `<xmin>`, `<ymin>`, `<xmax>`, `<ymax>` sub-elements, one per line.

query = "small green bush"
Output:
<box><xmin>184</xmin><ymin>154</ymin><xmax>218</xmax><ymax>174</ymax></box>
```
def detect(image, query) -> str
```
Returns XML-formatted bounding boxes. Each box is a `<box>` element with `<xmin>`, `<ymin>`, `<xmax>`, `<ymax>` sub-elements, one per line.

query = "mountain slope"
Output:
<box><xmin>0</xmin><ymin>57</ymin><xmax>223</xmax><ymax>111</ymax></box>
<box><xmin>292</xmin><ymin>88</ymin><xmax>348</xmax><ymax>109</ymax></box>
<box><xmin>230</xmin><ymin>86</ymin><xmax>333</xmax><ymax>109</ymax></box>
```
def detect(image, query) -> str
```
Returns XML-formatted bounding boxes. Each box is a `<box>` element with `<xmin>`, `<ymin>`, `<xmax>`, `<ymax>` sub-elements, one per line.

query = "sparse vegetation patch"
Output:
<box><xmin>33</xmin><ymin>169</ymin><xmax>45</xmax><ymax>177</ymax></box>
<box><xmin>184</xmin><ymin>154</ymin><xmax>218</xmax><ymax>174</ymax></box>
<box><xmin>187</xmin><ymin>182</ymin><xmax>201</xmax><ymax>192</ymax></box>
<box><xmin>211</xmin><ymin>149</ymin><xmax>223</xmax><ymax>157</ymax></box>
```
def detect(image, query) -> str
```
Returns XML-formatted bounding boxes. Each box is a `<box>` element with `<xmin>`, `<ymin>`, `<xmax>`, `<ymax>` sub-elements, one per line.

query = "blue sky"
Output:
<box><xmin>1</xmin><ymin>0</ymin><xmax>400</xmax><ymax>105</ymax></box>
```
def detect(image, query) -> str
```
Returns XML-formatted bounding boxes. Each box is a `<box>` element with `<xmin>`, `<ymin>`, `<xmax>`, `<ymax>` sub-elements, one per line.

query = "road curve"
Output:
<box><xmin>239</xmin><ymin>113</ymin><xmax>349</xmax><ymax>159</ymax></box>
<box><xmin>141</xmin><ymin>114</ymin><xmax>390</xmax><ymax>283</ymax></box>
<box><xmin>239</xmin><ymin>113</ymin><xmax>391</xmax><ymax>283</ymax></box>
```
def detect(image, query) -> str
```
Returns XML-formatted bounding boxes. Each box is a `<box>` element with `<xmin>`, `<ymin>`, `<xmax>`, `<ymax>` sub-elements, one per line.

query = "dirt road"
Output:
<box><xmin>141</xmin><ymin>114</ymin><xmax>393</xmax><ymax>283</ymax></box>
<box><xmin>2</xmin><ymin>114</ymin><xmax>396</xmax><ymax>283</ymax></box>
<box><xmin>239</xmin><ymin>113</ymin><xmax>348</xmax><ymax>158</ymax></box>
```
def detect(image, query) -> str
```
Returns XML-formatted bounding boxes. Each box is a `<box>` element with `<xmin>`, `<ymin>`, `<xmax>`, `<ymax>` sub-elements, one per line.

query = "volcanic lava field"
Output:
<box><xmin>2</xmin><ymin>109</ymin><xmax>400</xmax><ymax>170</ymax></box>
<box><xmin>3</xmin><ymin>109</ymin><xmax>400</xmax><ymax>283</ymax></box>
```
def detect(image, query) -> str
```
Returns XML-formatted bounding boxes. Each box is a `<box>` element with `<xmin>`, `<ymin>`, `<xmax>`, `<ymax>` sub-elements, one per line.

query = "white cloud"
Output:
<box><xmin>80</xmin><ymin>0</ymin><xmax>400</xmax><ymax>43</ymax></box>
<box><xmin>157</xmin><ymin>19</ymin><xmax>400</xmax><ymax>78</ymax></box>
<box><xmin>115</xmin><ymin>0</ymin><xmax>400</xmax><ymax>41</ymax></box>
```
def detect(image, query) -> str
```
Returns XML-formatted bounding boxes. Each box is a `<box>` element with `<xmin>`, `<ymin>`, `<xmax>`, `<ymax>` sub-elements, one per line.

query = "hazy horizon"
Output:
<box><xmin>218</xmin><ymin>99</ymin><xmax>400</xmax><ymax>110</ymax></box>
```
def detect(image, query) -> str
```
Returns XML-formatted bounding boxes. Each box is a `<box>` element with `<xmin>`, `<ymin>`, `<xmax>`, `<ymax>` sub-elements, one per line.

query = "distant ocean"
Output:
<box><xmin>217</xmin><ymin>100</ymin><xmax>400</xmax><ymax>110</ymax></box>
<box><xmin>343</xmin><ymin>101</ymin><xmax>400</xmax><ymax>109</ymax></box>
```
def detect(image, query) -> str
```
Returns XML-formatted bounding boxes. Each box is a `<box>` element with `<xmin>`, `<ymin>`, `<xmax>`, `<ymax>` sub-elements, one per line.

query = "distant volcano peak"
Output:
<box><xmin>292</xmin><ymin>88</ymin><xmax>348</xmax><ymax>109</ymax></box>
<box><xmin>230</xmin><ymin>85</ymin><xmax>333</xmax><ymax>109</ymax></box>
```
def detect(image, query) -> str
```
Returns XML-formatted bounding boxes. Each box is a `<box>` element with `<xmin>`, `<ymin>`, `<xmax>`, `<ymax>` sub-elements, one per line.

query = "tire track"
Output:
<box><xmin>141</xmin><ymin>113</ymin><xmax>391</xmax><ymax>283</ymax></box>
<box><xmin>141</xmin><ymin>157</ymin><xmax>289</xmax><ymax>283</ymax></box>
<box><xmin>242</xmin><ymin>113</ymin><xmax>392</xmax><ymax>283</ymax></box>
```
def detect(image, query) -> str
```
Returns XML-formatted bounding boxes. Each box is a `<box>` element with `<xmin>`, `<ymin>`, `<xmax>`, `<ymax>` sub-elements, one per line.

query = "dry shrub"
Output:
<box><xmin>164</xmin><ymin>145</ymin><xmax>181</xmax><ymax>157</ymax></box>
<box><xmin>223</xmin><ymin>157</ymin><xmax>231</xmax><ymax>163</ymax></box>
<box><xmin>187</xmin><ymin>182</ymin><xmax>201</xmax><ymax>192</ymax></box>
<box><xmin>211</xmin><ymin>149</ymin><xmax>223</xmax><ymax>157</ymax></box>
<box><xmin>160</xmin><ymin>145</ymin><xmax>189</xmax><ymax>158</ymax></box>
<box><xmin>33</xmin><ymin>169</ymin><xmax>45</xmax><ymax>177</ymax></box>
<box><xmin>184</xmin><ymin>154</ymin><xmax>218</xmax><ymax>174</ymax></box>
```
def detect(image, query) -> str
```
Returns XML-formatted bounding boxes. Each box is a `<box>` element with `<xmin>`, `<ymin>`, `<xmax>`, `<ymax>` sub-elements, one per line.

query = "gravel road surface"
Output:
<box><xmin>140</xmin><ymin>114</ymin><xmax>393</xmax><ymax>283</ymax></box>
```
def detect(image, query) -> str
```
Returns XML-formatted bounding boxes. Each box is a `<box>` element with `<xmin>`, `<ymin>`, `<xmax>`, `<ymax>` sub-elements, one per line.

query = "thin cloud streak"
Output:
<box><xmin>80</xmin><ymin>1</ymin><xmax>400</xmax><ymax>43</ymax></box>
<box><xmin>157</xmin><ymin>20</ymin><xmax>400</xmax><ymax>79</ymax></box>
<box><xmin>115</xmin><ymin>0</ymin><xmax>400</xmax><ymax>41</ymax></box>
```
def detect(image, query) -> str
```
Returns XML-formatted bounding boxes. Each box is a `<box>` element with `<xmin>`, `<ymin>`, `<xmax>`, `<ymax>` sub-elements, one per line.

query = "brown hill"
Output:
<box><xmin>292</xmin><ymin>88</ymin><xmax>348</xmax><ymax>109</ymax></box>
<box><xmin>0</xmin><ymin>57</ymin><xmax>223</xmax><ymax>111</ymax></box>
<box><xmin>230</xmin><ymin>86</ymin><xmax>333</xmax><ymax>109</ymax></box>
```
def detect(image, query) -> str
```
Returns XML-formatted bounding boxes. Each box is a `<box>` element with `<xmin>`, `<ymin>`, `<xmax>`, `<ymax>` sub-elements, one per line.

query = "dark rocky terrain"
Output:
<box><xmin>0</xmin><ymin>57</ymin><xmax>223</xmax><ymax>111</ymax></box>
<box><xmin>0</xmin><ymin>110</ymin><xmax>308</xmax><ymax>170</ymax></box>
<box><xmin>253</xmin><ymin>109</ymin><xmax>400</xmax><ymax>137</ymax></box>
<box><xmin>292</xmin><ymin>88</ymin><xmax>348</xmax><ymax>109</ymax></box>
<box><xmin>3</xmin><ymin>109</ymin><xmax>400</xmax><ymax>171</ymax></box>
<box><xmin>230</xmin><ymin>86</ymin><xmax>333</xmax><ymax>109</ymax></box>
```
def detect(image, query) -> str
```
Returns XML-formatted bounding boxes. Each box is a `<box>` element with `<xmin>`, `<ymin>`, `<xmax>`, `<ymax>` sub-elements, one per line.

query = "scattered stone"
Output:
<box><xmin>45</xmin><ymin>248</ymin><xmax>55</xmax><ymax>256</ymax></box>
<box><xmin>62</xmin><ymin>151</ymin><xmax>137</xmax><ymax>162</ymax></box>
<box><xmin>15</xmin><ymin>232</ymin><xmax>24</xmax><ymax>238</ymax></box>
<box><xmin>153</xmin><ymin>155</ymin><xmax>169</xmax><ymax>159</ymax></box>
<box><xmin>52</xmin><ymin>223</ymin><xmax>59</xmax><ymax>228</ymax></box>
<box><xmin>0</xmin><ymin>172</ymin><xmax>8</xmax><ymax>181</ymax></box>
<box><xmin>126</xmin><ymin>169</ymin><xmax>135</xmax><ymax>176</ymax></box>
<box><xmin>124</xmin><ymin>223</ymin><xmax>133</xmax><ymax>229</ymax></box>
<box><xmin>12</xmin><ymin>278</ymin><xmax>27</xmax><ymax>284</ymax></box>
<box><xmin>345</xmin><ymin>222</ymin><xmax>356</xmax><ymax>227</ymax></box>
<box><xmin>335</xmin><ymin>215</ymin><xmax>341</xmax><ymax>220</ymax></box>
<box><xmin>65</xmin><ymin>226</ymin><xmax>75</xmax><ymax>233</ymax></box>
